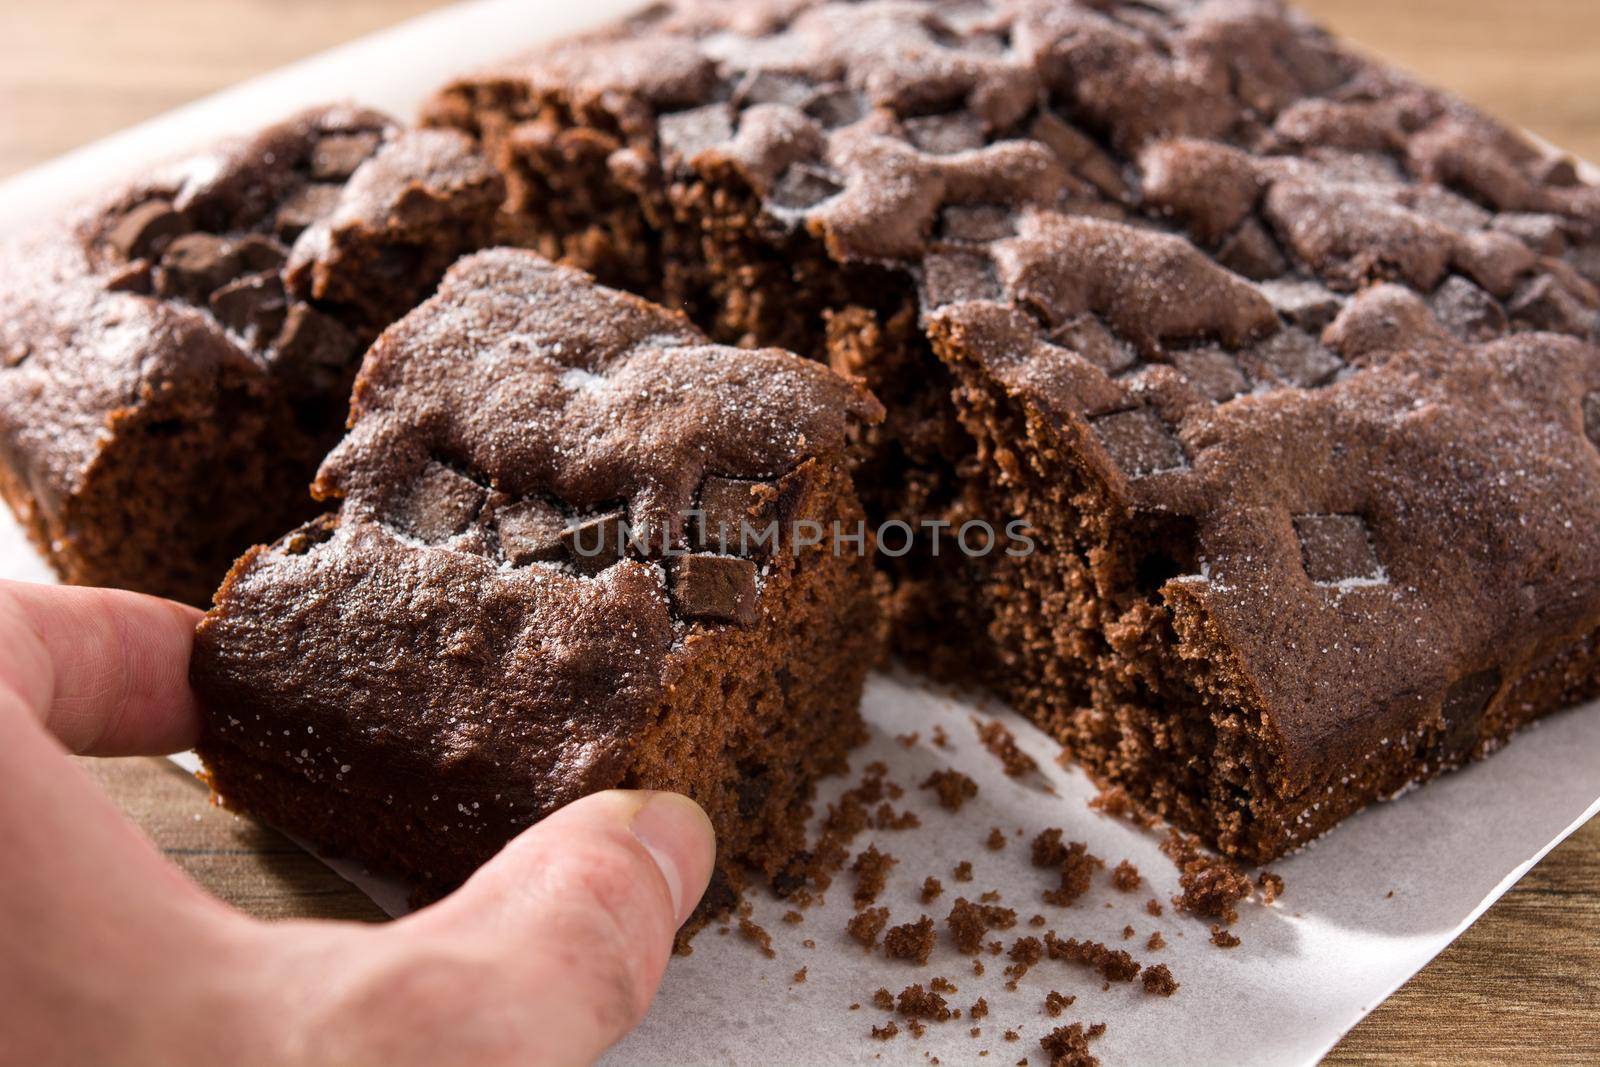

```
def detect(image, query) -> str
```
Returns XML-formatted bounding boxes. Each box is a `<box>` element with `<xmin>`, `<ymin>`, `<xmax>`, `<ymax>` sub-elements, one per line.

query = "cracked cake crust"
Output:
<box><xmin>427</xmin><ymin>0</ymin><xmax>1600</xmax><ymax>861</ymax></box>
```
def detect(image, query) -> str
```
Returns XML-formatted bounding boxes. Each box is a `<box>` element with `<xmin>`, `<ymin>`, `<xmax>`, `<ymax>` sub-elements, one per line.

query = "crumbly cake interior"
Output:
<box><xmin>427</xmin><ymin>0</ymin><xmax>1600</xmax><ymax>862</ymax></box>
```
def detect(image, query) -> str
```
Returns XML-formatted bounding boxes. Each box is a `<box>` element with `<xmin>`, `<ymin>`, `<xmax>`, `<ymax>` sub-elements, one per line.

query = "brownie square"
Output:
<box><xmin>0</xmin><ymin>106</ymin><xmax>506</xmax><ymax>603</ymax></box>
<box><xmin>191</xmin><ymin>250</ymin><xmax>883</xmax><ymax>909</ymax></box>
<box><xmin>427</xmin><ymin>0</ymin><xmax>1600</xmax><ymax>860</ymax></box>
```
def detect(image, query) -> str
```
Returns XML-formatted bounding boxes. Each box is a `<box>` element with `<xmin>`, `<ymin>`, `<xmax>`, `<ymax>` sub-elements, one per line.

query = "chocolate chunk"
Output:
<box><xmin>1091</xmin><ymin>409</ymin><xmax>1185</xmax><ymax>476</ymax></box>
<box><xmin>1294</xmin><ymin>514</ymin><xmax>1383</xmax><ymax>584</ymax></box>
<box><xmin>232</xmin><ymin>234</ymin><xmax>289</xmax><ymax>273</ymax></box>
<box><xmin>1216</xmin><ymin>218</ymin><xmax>1288</xmax><ymax>281</ymax></box>
<box><xmin>274</xmin><ymin>182</ymin><xmax>345</xmax><ymax>240</ymax></box>
<box><xmin>696</xmin><ymin>476</ymin><xmax>776</xmax><ymax>556</ymax></box>
<box><xmin>309</xmin><ymin>131</ymin><xmax>382</xmax><ymax>181</ymax></box>
<box><xmin>1584</xmin><ymin>391</ymin><xmax>1600</xmax><ymax>447</ymax></box>
<box><xmin>733</xmin><ymin>70</ymin><xmax>816</xmax><ymax>109</ymax></box>
<box><xmin>1028</xmin><ymin>109</ymin><xmax>1127</xmax><ymax>200</ymax></box>
<box><xmin>394</xmin><ymin>461</ymin><xmax>485</xmax><ymax>543</ymax></box>
<box><xmin>769</xmin><ymin>164</ymin><xmax>844</xmax><ymax>211</ymax></box>
<box><xmin>104</xmin><ymin>261</ymin><xmax>153</xmax><ymax>294</ymax></box>
<box><xmin>209</xmin><ymin>272</ymin><xmax>287</xmax><ymax>342</ymax></box>
<box><xmin>1244</xmin><ymin>329</ymin><xmax>1342</xmax><ymax>389</ymax></box>
<box><xmin>105</xmin><ymin>199</ymin><xmax>188</xmax><ymax>260</ymax></box>
<box><xmin>1536</xmin><ymin>156</ymin><xmax>1580</xmax><ymax>188</ymax></box>
<box><xmin>157</xmin><ymin>233</ymin><xmax>241</xmax><ymax>300</ymax></box>
<box><xmin>1171</xmin><ymin>348</ymin><xmax>1249</xmax><ymax>402</ymax></box>
<box><xmin>804</xmin><ymin>85</ymin><xmax>867</xmax><ymax>129</ymax></box>
<box><xmin>657</xmin><ymin>104</ymin><xmax>735</xmax><ymax>161</ymax></box>
<box><xmin>271</xmin><ymin>304</ymin><xmax>357</xmax><ymax>390</ymax></box>
<box><xmin>1491</xmin><ymin>213</ymin><xmax>1568</xmax><ymax>257</ymax></box>
<box><xmin>670</xmin><ymin>554</ymin><xmax>759</xmax><ymax>626</ymax></box>
<box><xmin>1052</xmin><ymin>316</ymin><xmax>1138</xmax><ymax>375</ymax></box>
<box><xmin>495</xmin><ymin>499</ymin><xmax>567</xmax><ymax>566</ymax></box>
<box><xmin>561</xmin><ymin>511</ymin><xmax>629</xmax><ymax>574</ymax></box>
<box><xmin>1258</xmin><ymin>279</ymin><xmax>1343</xmax><ymax>332</ymax></box>
<box><xmin>903</xmin><ymin>112</ymin><xmax>987</xmax><ymax>154</ymax></box>
<box><xmin>1508</xmin><ymin>275</ymin><xmax>1597</xmax><ymax>337</ymax></box>
<box><xmin>921</xmin><ymin>251</ymin><xmax>1003</xmax><ymax>308</ymax></box>
<box><xmin>1430</xmin><ymin>276</ymin><xmax>1507</xmax><ymax>343</ymax></box>
<box><xmin>935</xmin><ymin>204</ymin><xmax>1017</xmax><ymax>244</ymax></box>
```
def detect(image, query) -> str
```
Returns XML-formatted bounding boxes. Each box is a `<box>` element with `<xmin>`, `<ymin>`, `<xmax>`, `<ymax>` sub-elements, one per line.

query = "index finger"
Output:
<box><xmin>0</xmin><ymin>579</ymin><xmax>204</xmax><ymax>756</ymax></box>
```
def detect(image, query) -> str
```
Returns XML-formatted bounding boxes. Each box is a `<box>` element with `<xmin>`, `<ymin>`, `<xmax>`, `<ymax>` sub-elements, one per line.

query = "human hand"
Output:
<box><xmin>0</xmin><ymin>579</ymin><xmax>716</xmax><ymax>1067</ymax></box>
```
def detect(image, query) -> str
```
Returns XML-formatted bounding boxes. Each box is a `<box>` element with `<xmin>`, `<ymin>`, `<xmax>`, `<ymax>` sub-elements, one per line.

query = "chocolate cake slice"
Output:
<box><xmin>0</xmin><ymin>106</ymin><xmax>505</xmax><ymax>604</ymax></box>
<box><xmin>427</xmin><ymin>0</ymin><xmax>1600</xmax><ymax>860</ymax></box>
<box><xmin>191</xmin><ymin>249</ymin><xmax>883</xmax><ymax>903</ymax></box>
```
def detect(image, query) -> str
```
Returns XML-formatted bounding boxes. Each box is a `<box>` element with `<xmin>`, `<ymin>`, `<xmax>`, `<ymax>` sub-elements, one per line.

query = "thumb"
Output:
<box><xmin>406</xmin><ymin>790</ymin><xmax>716</xmax><ymax>1066</ymax></box>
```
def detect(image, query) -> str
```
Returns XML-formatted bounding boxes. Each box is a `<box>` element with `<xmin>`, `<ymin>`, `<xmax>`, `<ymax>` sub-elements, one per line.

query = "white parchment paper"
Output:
<box><xmin>3</xmin><ymin>3</ymin><xmax>1597</xmax><ymax>1063</ymax></box>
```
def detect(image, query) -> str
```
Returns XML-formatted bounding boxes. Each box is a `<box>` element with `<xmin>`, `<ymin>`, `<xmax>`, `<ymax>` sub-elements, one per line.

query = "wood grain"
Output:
<box><xmin>8</xmin><ymin>1</ymin><xmax>1599</xmax><ymax>1062</ymax></box>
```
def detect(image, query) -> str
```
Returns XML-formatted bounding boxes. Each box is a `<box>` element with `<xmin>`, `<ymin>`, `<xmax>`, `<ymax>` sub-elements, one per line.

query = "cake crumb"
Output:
<box><xmin>980</xmin><ymin>890</ymin><xmax>1002</xmax><ymax>903</ymax></box>
<box><xmin>974</xmin><ymin>717</ymin><xmax>1039</xmax><ymax>777</ymax></box>
<box><xmin>885</xmin><ymin>916</ymin><xmax>937</xmax><ymax>964</ymax></box>
<box><xmin>1146</xmin><ymin>931</ymin><xmax>1166</xmax><ymax>951</ymax></box>
<box><xmin>1043</xmin><ymin>932</ymin><xmax>1140</xmax><ymax>982</ymax></box>
<box><xmin>922</xmin><ymin>769</ymin><xmax>979</xmax><ymax>811</ymax></box>
<box><xmin>1110</xmin><ymin>860</ymin><xmax>1142</xmax><ymax>892</ymax></box>
<box><xmin>783</xmin><ymin>910</ymin><xmax>804</xmax><ymax>925</ymax></box>
<box><xmin>1004</xmin><ymin>1030</ymin><xmax>1020</xmax><ymax>1042</ymax></box>
<box><xmin>1004</xmin><ymin>935</ymin><xmax>1044</xmax><ymax>985</ymax></box>
<box><xmin>1210</xmin><ymin>925</ymin><xmax>1241</xmax><ymax>949</ymax></box>
<box><xmin>853</xmin><ymin>844</ymin><xmax>898</xmax><ymax>907</ymax></box>
<box><xmin>986</xmin><ymin>827</ymin><xmax>1008</xmax><ymax>851</ymax></box>
<box><xmin>932</xmin><ymin>725</ymin><xmax>950</xmax><ymax>749</ymax></box>
<box><xmin>947</xmin><ymin>897</ymin><xmax>1020</xmax><ymax>954</ymax></box>
<box><xmin>897</xmin><ymin>732</ymin><xmax>920</xmax><ymax>748</ymax></box>
<box><xmin>896</xmin><ymin>983</ymin><xmax>952</xmax><ymax>1021</ymax></box>
<box><xmin>738</xmin><ymin>917</ymin><xmax>775</xmax><ymax>958</ymax></box>
<box><xmin>1029</xmin><ymin>914</ymin><xmax>1046</xmax><ymax>927</ymax></box>
<box><xmin>792</xmin><ymin>967</ymin><xmax>807</xmax><ymax>984</ymax></box>
<box><xmin>1162</xmin><ymin>829</ymin><xmax>1253</xmax><ymax>924</ymax></box>
<box><xmin>874</xmin><ymin>802</ymin><xmax>922</xmax><ymax>831</ymax></box>
<box><xmin>803</xmin><ymin>938</ymin><xmax>816</xmax><ymax>949</ymax></box>
<box><xmin>871</xmin><ymin>1020</ymin><xmax>901</xmax><ymax>1041</ymax></box>
<box><xmin>848</xmin><ymin>907</ymin><xmax>890</xmax><ymax>950</ymax></box>
<box><xmin>1121</xmin><ymin>925</ymin><xmax>1135</xmax><ymax>941</ymax></box>
<box><xmin>954</xmin><ymin>860</ymin><xmax>974</xmax><ymax>882</ymax></box>
<box><xmin>973</xmin><ymin>959</ymin><xmax>986</xmax><ymax>976</ymax></box>
<box><xmin>907</xmin><ymin>1019</ymin><xmax>927</xmax><ymax>1038</ymax></box>
<box><xmin>922</xmin><ymin>876</ymin><xmax>945</xmax><ymax>903</ymax></box>
<box><xmin>1258</xmin><ymin>871</ymin><xmax>1286</xmax><ymax>904</ymax></box>
<box><xmin>1141</xmin><ymin>963</ymin><xmax>1179</xmax><ymax>997</ymax></box>
<box><xmin>1043</xmin><ymin>990</ymin><xmax>1076</xmax><ymax>1017</ymax></box>
<box><xmin>1040</xmin><ymin>1022</ymin><xmax>1106</xmax><ymax>1067</ymax></box>
<box><xmin>1042</xmin><ymin>840</ymin><xmax>1104</xmax><ymax>907</ymax></box>
<box><xmin>1145</xmin><ymin>899</ymin><xmax>1163</xmax><ymax>917</ymax></box>
<box><xmin>970</xmin><ymin>996</ymin><xmax>990</xmax><ymax>1020</ymax></box>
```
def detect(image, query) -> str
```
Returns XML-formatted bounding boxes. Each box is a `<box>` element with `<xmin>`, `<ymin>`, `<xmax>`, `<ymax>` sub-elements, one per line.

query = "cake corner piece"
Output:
<box><xmin>190</xmin><ymin>248</ymin><xmax>885</xmax><ymax>919</ymax></box>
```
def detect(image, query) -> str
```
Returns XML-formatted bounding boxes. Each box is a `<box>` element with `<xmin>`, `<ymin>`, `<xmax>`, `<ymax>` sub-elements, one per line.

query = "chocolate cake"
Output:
<box><xmin>0</xmin><ymin>106</ymin><xmax>505</xmax><ymax>604</ymax></box>
<box><xmin>190</xmin><ymin>249</ymin><xmax>883</xmax><ymax>901</ymax></box>
<box><xmin>427</xmin><ymin>0</ymin><xmax>1600</xmax><ymax>861</ymax></box>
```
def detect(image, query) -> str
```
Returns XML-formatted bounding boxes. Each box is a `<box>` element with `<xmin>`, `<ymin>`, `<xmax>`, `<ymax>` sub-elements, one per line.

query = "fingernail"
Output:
<box><xmin>630</xmin><ymin>792</ymin><xmax>716</xmax><ymax>927</ymax></box>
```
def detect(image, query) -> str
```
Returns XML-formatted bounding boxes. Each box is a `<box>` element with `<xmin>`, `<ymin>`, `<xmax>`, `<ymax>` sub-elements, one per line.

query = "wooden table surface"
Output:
<box><xmin>3</xmin><ymin>1</ymin><xmax>1598</xmax><ymax>1063</ymax></box>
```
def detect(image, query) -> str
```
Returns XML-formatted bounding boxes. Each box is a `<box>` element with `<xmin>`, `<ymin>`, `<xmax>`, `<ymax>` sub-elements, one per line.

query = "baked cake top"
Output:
<box><xmin>196</xmin><ymin>249</ymin><xmax>880</xmax><ymax>817</ymax></box>
<box><xmin>0</xmin><ymin>105</ymin><xmax>503</xmax><ymax>503</ymax></box>
<box><xmin>435</xmin><ymin>0</ymin><xmax>1600</xmax><ymax>783</ymax></box>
